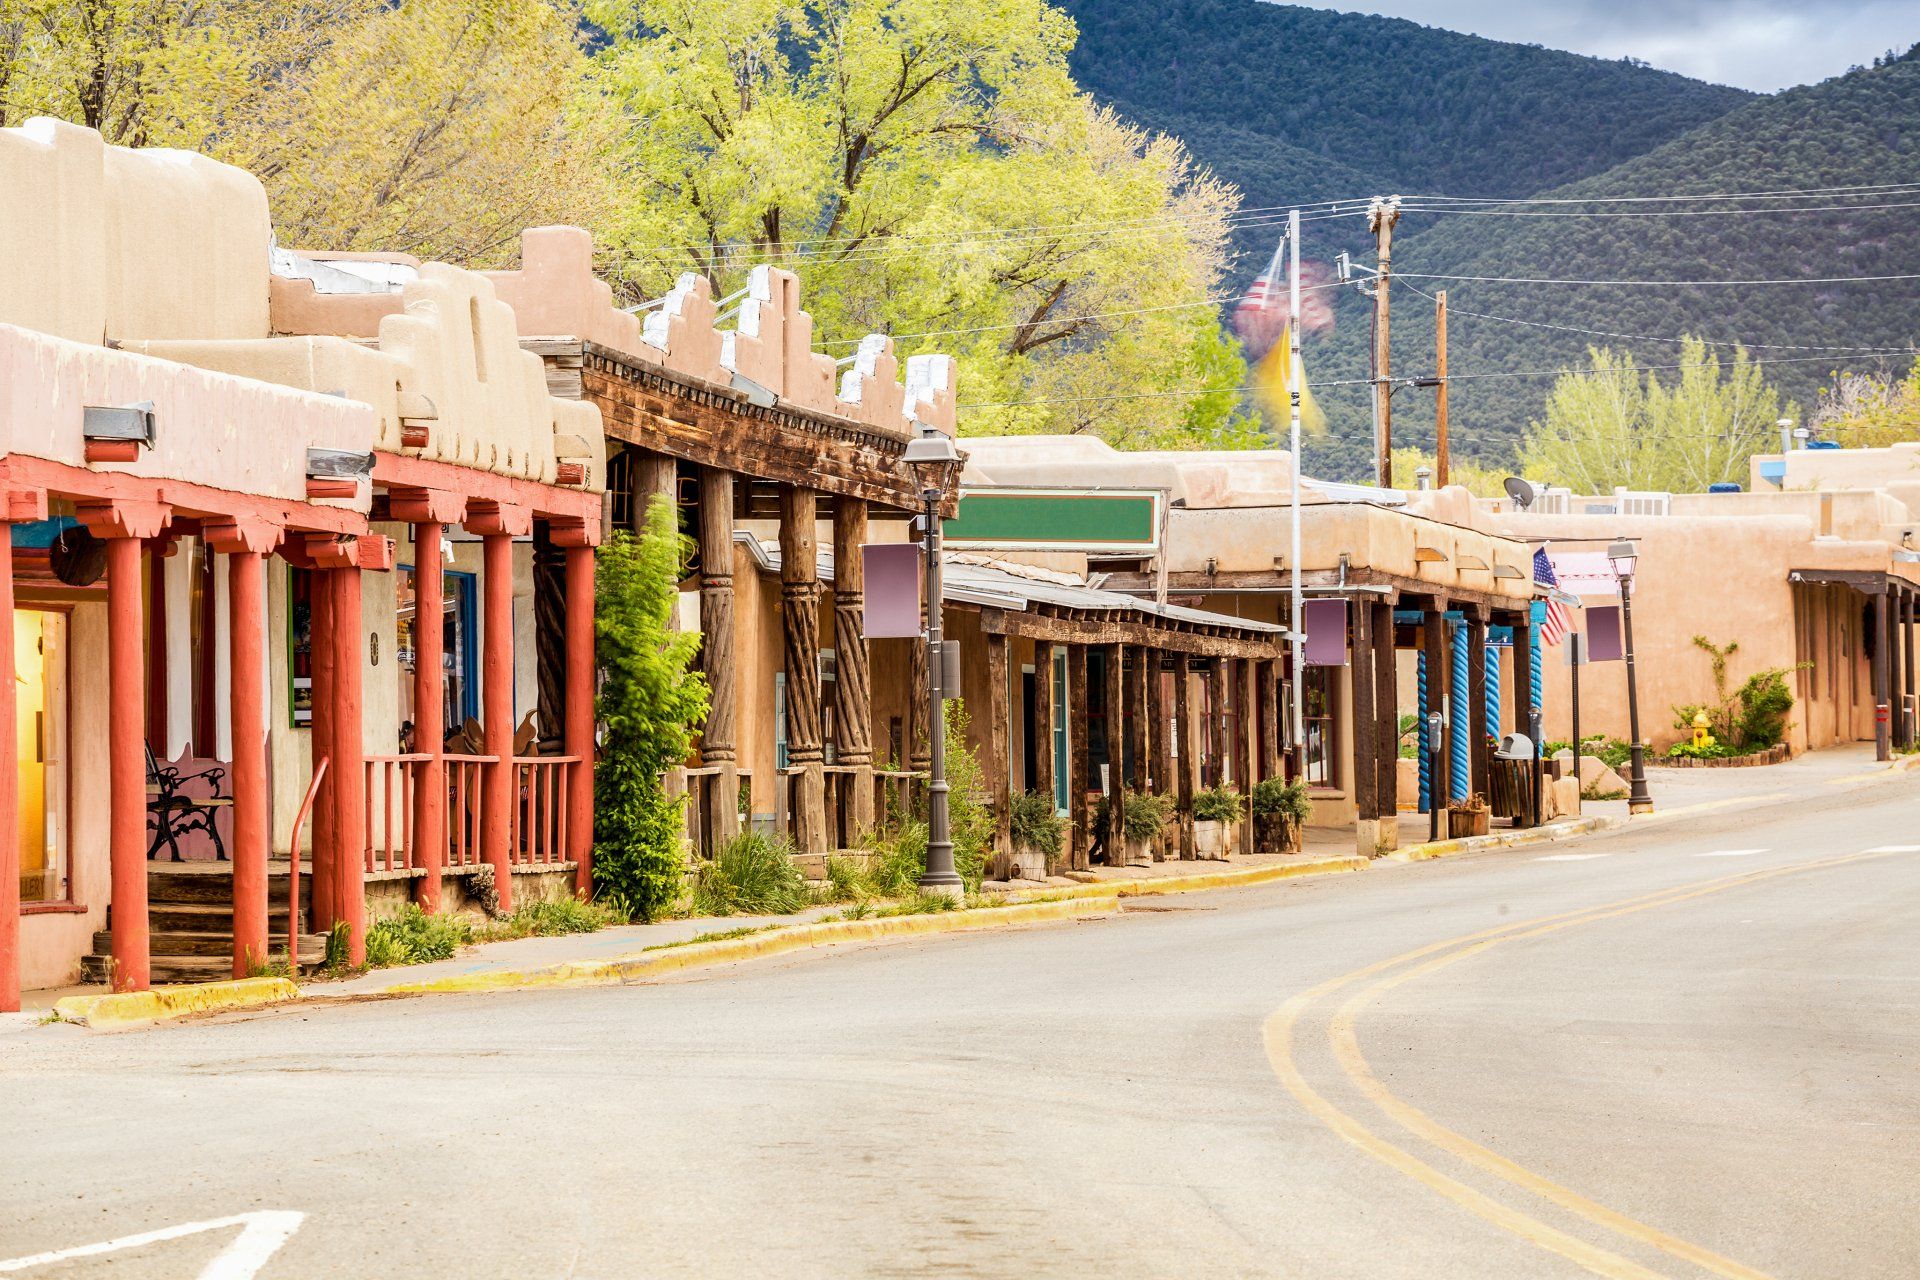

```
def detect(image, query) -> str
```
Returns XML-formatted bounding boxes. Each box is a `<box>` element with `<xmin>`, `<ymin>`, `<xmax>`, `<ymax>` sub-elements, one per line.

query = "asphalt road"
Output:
<box><xmin>3</xmin><ymin>778</ymin><xmax>1917</xmax><ymax>1279</ymax></box>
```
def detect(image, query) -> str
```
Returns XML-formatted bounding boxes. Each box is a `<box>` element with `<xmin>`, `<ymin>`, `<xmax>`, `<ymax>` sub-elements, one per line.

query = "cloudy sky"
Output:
<box><xmin>1281</xmin><ymin>1</ymin><xmax>1920</xmax><ymax>91</ymax></box>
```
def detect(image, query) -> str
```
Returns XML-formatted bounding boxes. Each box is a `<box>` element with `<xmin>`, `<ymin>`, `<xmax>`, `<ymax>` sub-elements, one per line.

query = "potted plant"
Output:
<box><xmin>1191</xmin><ymin>785</ymin><xmax>1245</xmax><ymax>858</ymax></box>
<box><xmin>1447</xmin><ymin>794</ymin><xmax>1489</xmax><ymax>838</ymax></box>
<box><xmin>1120</xmin><ymin>792</ymin><xmax>1173</xmax><ymax>866</ymax></box>
<box><xmin>1249</xmin><ymin>777</ymin><xmax>1311</xmax><ymax>853</ymax></box>
<box><xmin>1007</xmin><ymin>790</ymin><xmax>1066</xmax><ymax>879</ymax></box>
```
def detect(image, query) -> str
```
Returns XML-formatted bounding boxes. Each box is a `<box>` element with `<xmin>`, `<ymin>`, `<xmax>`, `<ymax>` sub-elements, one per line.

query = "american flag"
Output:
<box><xmin>1231</xmin><ymin>241</ymin><xmax>1335</xmax><ymax>358</ymax></box>
<box><xmin>1533</xmin><ymin>547</ymin><xmax>1572</xmax><ymax>646</ymax></box>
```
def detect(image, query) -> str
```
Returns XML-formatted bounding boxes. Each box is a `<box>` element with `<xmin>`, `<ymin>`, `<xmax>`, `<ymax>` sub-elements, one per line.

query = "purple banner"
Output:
<box><xmin>862</xmin><ymin>543</ymin><xmax>923</xmax><ymax>638</ymax></box>
<box><xmin>1585</xmin><ymin>605</ymin><xmax>1624</xmax><ymax>662</ymax></box>
<box><xmin>1302</xmin><ymin>599</ymin><xmax>1349</xmax><ymax>666</ymax></box>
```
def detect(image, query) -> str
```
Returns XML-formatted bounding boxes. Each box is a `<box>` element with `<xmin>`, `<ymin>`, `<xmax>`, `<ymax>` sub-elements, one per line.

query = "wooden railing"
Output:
<box><xmin>509</xmin><ymin>755</ymin><xmax>579</xmax><ymax>866</ymax></box>
<box><xmin>444</xmin><ymin>755</ymin><xmax>492</xmax><ymax>869</ymax></box>
<box><xmin>363</xmin><ymin>754</ymin><xmax>429</xmax><ymax>873</ymax></box>
<box><xmin>683</xmin><ymin>766</ymin><xmax>754</xmax><ymax>859</ymax></box>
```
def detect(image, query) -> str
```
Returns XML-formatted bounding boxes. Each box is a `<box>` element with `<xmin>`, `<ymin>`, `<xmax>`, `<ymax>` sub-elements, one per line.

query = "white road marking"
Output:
<box><xmin>1696</xmin><ymin>848</ymin><xmax>1768</xmax><ymax>858</ymax></box>
<box><xmin>0</xmin><ymin>1211</ymin><xmax>304</xmax><ymax>1278</ymax></box>
<box><xmin>1863</xmin><ymin>844</ymin><xmax>1920</xmax><ymax>853</ymax></box>
<box><xmin>1534</xmin><ymin>853</ymin><xmax>1608</xmax><ymax>861</ymax></box>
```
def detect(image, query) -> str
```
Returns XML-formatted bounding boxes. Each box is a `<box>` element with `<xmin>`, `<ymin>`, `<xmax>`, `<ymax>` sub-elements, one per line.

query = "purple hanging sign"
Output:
<box><xmin>1302</xmin><ymin>598</ymin><xmax>1349</xmax><ymax>666</ymax></box>
<box><xmin>1585</xmin><ymin>605</ymin><xmax>1624</xmax><ymax>662</ymax></box>
<box><xmin>862</xmin><ymin>543</ymin><xmax>923</xmax><ymax>638</ymax></box>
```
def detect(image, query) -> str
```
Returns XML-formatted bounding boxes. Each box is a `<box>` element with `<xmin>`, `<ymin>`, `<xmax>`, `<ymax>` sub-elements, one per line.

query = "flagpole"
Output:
<box><xmin>1287</xmin><ymin>207</ymin><xmax>1306</xmax><ymax>768</ymax></box>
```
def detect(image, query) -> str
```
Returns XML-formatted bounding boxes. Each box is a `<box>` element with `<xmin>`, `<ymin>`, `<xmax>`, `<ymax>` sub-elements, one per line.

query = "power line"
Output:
<box><xmin>1393</xmin><ymin>200</ymin><xmax>1920</xmax><ymax>220</ymax></box>
<box><xmin>1398</xmin><ymin>180</ymin><xmax>1920</xmax><ymax>206</ymax></box>
<box><xmin>1395</xmin><ymin>270</ymin><xmax>1920</xmax><ymax>288</ymax></box>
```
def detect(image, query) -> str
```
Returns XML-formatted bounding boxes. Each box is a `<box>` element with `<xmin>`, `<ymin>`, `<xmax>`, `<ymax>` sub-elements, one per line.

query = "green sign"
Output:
<box><xmin>942</xmin><ymin>488</ymin><xmax>1161</xmax><ymax>553</ymax></box>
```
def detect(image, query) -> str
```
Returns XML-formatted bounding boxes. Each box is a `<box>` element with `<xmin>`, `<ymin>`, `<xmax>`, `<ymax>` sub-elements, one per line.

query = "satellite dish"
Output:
<box><xmin>49</xmin><ymin>525</ymin><xmax>106</xmax><ymax>587</ymax></box>
<box><xmin>1504</xmin><ymin>477</ymin><xmax>1540</xmax><ymax>510</ymax></box>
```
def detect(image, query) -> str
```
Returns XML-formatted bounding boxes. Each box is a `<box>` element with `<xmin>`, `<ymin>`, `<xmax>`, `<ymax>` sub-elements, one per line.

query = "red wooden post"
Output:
<box><xmin>412</xmin><ymin>519</ymin><xmax>446</xmax><ymax>910</ymax></box>
<box><xmin>0</xmin><ymin>490</ymin><xmax>42</xmax><ymax>1011</ymax></box>
<box><xmin>80</xmin><ymin>499</ymin><xmax>169</xmax><ymax>992</ymax></box>
<box><xmin>562</xmin><ymin>538</ymin><xmax>596</xmax><ymax>894</ymax></box>
<box><xmin>206</xmin><ymin>519</ymin><xmax>279</xmax><ymax>978</ymax></box>
<box><xmin>469</xmin><ymin>501</ymin><xmax>529</xmax><ymax>912</ymax></box>
<box><xmin>329</xmin><ymin>563</ymin><xmax>367</xmax><ymax>965</ymax></box>
<box><xmin>308</xmin><ymin>562</ymin><xmax>337</xmax><ymax>937</ymax></box>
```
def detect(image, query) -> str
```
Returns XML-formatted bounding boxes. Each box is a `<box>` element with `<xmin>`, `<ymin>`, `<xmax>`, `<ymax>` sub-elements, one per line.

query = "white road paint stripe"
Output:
<box><xmin>0</xmin><ymin>1211</ymin><xmax>304</xmax><ymax>1278</ymax></box>
<box><xmin>1696</xmin><ymin>848</ymin><xmax>1768</xmax><ymax>858</ymax></box>
<box><xmin>1534</xmin><ymin>853</ymin><xmax>1608</xmax><ymax>861</ymax></box>
<box><xmin>1863</xmin><ymin>844</ymin><xmax>1920</xmax><ymax>853</ymax></box>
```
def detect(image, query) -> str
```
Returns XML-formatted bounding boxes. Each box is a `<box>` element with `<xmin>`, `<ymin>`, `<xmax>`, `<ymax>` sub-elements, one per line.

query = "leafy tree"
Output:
<box><xmin>595</xmin><ymin>495</ymin><xmax>709</xmax><ymax>920</ymax></box>
<box><xmin>1807</xmin><ymin>356</ymin><xmax>1920</xmax><ymax>448</ymax></box>
<box><xmin>584</xmin><ymin>0</ymin><xmax>1249</xmax><ymax>447</ymax></box>
<box><xmin>1518</xmin><ymin>339</ymin><xmax>1792</xmax><ymax>493</ymax></box>
<box><xmin>1389</xmin><ymin>445</ymin><xmax>1511</xmax><ymax>498</ymax></box>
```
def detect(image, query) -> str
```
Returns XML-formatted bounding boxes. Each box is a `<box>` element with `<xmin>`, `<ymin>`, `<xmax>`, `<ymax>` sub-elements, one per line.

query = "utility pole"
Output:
<box><xmin>1434</xmin><ymin>289</ymin><xmax>1449</xmax><ymax>489</ymax></box>
<box><xmin>1368</xmin><ymin>196</ymin><xmax>1400</xmax><ymax>490</ymax></box>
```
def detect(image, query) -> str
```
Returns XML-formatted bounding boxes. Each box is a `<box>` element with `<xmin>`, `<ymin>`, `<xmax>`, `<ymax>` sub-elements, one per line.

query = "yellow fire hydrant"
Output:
<box><xmin>1692</xmin><ymin>710</ymin><xmax>1712</xmax><ymax>751</ymax></box>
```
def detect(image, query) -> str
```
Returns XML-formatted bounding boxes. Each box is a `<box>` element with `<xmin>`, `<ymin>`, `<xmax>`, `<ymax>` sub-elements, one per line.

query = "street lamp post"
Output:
<box><xmin>1609</xmin><ymin>540</ymin><xmax>1654</xmax><ymax>815</ymax></box>
<box><xmin>905</xmin><ymin>428</ymin><xmax>964</xmax><ymax>898</ymax></box>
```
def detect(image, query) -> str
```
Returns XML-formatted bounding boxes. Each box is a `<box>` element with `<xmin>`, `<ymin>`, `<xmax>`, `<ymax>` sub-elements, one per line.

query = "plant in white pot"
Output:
<box><xmin>1191</xmin><ymin>785</ymin><xmax>1245</xmax><ymax>858</ymax></box>
<box><xmin>1249</xmin><ymin>777</ymin><xmax>1311</xmax><ymax>853</ymax></box>
<box><xmin>1120</xmin><ymin>791</ymin><xmax>1173</xmax><ymax>866</ymax></box>
<box><xmin>1007</xmin><ymin>790</ymin><xmax>1067</xmax><ymax>879</ymax></box>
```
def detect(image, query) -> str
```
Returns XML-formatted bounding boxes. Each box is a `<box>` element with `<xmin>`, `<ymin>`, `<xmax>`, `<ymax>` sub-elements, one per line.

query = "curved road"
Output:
<box><xmin>3</xmin><ymin>777</ymin><xmax>1917</xmax><ymax>1277</ymax></box>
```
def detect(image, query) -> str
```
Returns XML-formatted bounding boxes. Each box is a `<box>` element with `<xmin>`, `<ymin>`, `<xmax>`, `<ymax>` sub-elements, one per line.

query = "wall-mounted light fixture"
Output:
<box><xmin>82</xmin><ymin>401</ymin><xmax>156</xmax><ymax>463</ymax></box>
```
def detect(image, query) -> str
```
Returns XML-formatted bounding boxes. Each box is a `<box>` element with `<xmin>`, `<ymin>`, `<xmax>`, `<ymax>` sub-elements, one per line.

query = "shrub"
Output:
<box><xmin>594</xmin><ymin>496</ymin><xmax>709</xmax><ymax>921</ymax></box>
<box><xmin>1008</xmin><ymin>790</ymin><xmax>1065</xmax><ymax>860</ymax></box>
<box><xmin>1122</xmin><ymin>791</ymin><xmax>1174</xmax><ymax>841</ymax></box>
<box><xmin>1735</xmin><ymin>667</ymin><xmax>1796</xmax><ymax>749</ymax></box>
<box><xmin>864</xmin><ymin>822</ymin><xmax>931</xmax><ymax>898</ymax></box>
<box><xmin>938</xmin><ymin>701</ymin><xmax>993</xmax><ymax>893</ymax></box>
<box><xmin>1665</xmin><ymin>738</ymin><xmax>1739</xmax><ymax>761</ymax></box>
<box><xmin>1249</xmin><ymin>777</ymin><xmax>1311</xmax><ymax>826</ymax></box>
<box><xmin>479</xmin><ymin>896</ymin><xmax>622</xmax><ymax>942</ymax></box>
<box><xmin>364</xmin><ymin>904</ymin><xmax>472</xmax><ymax>968</ymax></box>
<box><xmin>692</xmin><ymin>831</ymin><xmax>808</xmax><ymax>916</ymax></box>
<box><xmin>1192</xmin><ymin>784</ymin><xmax>1245</xmax><ymax>824</ymax></box>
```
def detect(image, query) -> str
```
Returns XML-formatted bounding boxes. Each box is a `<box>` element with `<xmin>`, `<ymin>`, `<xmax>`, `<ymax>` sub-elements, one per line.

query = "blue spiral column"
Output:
<box><xmin>1416</xmin><ymin>651</ymin><xmax>1430</xmax><ymax>813</ymax></box>
<box><xmin>1484</xmin><ymin>644</ymin><xmax>1502</xmax><ymax>743</ymax></box>
<box><xmin>1528</xmin><ymin>606</ymin><xmax>1544</xmax><ymax>724</ymax></box>
<box><xmin>1449</xmin><ymin>619</ymin><xmax>1471</xmax><ymax>803</ymax></box>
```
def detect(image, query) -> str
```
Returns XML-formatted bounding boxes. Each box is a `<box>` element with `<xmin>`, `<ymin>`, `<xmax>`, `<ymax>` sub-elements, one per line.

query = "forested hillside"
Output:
<box><xmin>1300</xmin><ymin>50</ymin><xmax>1920</xmax><ymax>480</ymax></box>
<box><xmin>1057</xmin><ymin>0</ymin><xmax>1753</xmax><ymax>265</ymax></box>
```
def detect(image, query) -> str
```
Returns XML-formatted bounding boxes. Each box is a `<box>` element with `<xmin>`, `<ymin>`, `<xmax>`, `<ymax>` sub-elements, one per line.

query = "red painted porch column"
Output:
<box><xmin>391</xmin><ymin>489</ymin><xmax>467</xmax><ymax>915</ymax></box>
<box><xmin>80</xmin><ymin>498</ymin><xmax>171</xmax><ymax>993</ymax></box>
<box><xmin>553</xmin><ymin>516</ymin><xmax>600</xmax><ymax>896</ymax></box>
<box><xmin>205</xmin><ymin>518</ymin><xmax>281</xmax><ymax>978</ymax></box>
<box><xmin>468</xmin><ymin>502</ymin><xmax>531</xmax><ymax>913</ymax></box>
<box><xmin>307</xmin><ymin>557</ymin><xmax>337</xmax><ymax>937</ymax></box>
<box><xmin>0</xmin><ymin>488</ymin><xmax>48</xmax><ymax>1012</ymax></box>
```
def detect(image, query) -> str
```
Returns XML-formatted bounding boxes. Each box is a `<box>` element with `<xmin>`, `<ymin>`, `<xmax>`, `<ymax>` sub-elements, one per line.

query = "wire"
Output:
<box><xmin>1397</xmin><ymin>180</ymin><xmax>1920</xmax><ymax>206</ymax></box>
<box><xmin>1393</xmin><ymin>200</ymin><xmax>1920</xmax><ymax>220</ymax></box>
<box><xmin>1394</xmin><ymin>270</ymin><xmax>1920</xmax><ymax>288</ymax></box>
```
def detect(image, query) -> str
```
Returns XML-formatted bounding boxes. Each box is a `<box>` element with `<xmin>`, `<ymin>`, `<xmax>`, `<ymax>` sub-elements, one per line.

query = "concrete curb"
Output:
<box><xmin>1001</xmin><ymin>854</ymin><xmax>1371</xmax><ymax>903</ymax></box>
<box><xmin>1387</xmin><ymin>816</ymin><xmax>1623</xmax><ymax>863</ymax></box>
<box><xmin>377</xmin><ymin>895</ymin><xmax>1118</xmax><ymax>997</ymax></box>
<box><xmin>51</xmin><ymin>976</ymin><xmax>299</xmax><ymax>1030</ymax></box>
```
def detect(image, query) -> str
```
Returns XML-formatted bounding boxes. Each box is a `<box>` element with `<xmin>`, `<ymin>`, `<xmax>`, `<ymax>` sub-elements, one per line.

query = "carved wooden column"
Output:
<box><xmin>1123</xmin><ymin>646</ymin><xmax>1146</xmax><ymax>791</ymax></box>
<box><xmin>1173</xmin><ymin>653</ymin><xmax>1196</xmax><ymax>859</ymax></box>
<box><xmin>831</xmin><ymin>499</ymin><xmax>875</xmax><ymax>838</ymax></box>
<box><xmin>1068</xmin><ymin>644</ymin><xmax>1092</xmax><ymax>871</ymax></box>
<box><xmin>780</xmin><ymin>486</ymin><xmax>827</xmax><ymax>853</ymax></box>
<box><xmin>1146</xmin><ymin>649</ymin><xmax>1169</xmax><ymax>859</ymax></box>
<box><xmin>986</xmin><ymin>632</ymin><xmax>1011</xmax><ymax>858</ymax></box>
<box><xmin>630</xmin><ymin>448</ymin><xmax>678</xmax><ymax>531</ymax></box>
<box><xmin>1032</xmin><ymin>640</ymin><xmax>1055</xmax><ymax>813</ymax></box>
<box><xmin>1236</xmin><ymin>657</ymin><xmax>1256</xmax><ymax>853</ymax></box>
<box><xmin>698</xmin><ymin>469</ymin><xmax>739</xmax><ymax>848</ymax></box>
<box><xmin>1375</xmin><ymin>600</ymin><xmax>1399</xmax><ymax>829</ymax></box>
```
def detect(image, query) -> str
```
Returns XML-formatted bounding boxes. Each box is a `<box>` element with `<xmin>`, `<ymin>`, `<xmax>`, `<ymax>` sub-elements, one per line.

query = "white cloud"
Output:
<box><xmin>1274</xmin><ymin>0</ymin><xmax>1920</xmax><ymax>91</ymax></box>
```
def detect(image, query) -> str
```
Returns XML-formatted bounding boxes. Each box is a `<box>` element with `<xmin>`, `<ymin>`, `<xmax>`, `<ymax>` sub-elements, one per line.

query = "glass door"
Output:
<box><xmin>16</xmin><ymin>608</ymin><xmax>69</xmax><ymax>903</ymax></box>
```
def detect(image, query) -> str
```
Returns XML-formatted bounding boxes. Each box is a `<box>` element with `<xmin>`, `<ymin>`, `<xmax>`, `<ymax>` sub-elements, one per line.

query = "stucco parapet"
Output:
<box><xmin>0</xmin><ymin>321</ymin><xmax>374</xmax><ymax>509</ymax></box>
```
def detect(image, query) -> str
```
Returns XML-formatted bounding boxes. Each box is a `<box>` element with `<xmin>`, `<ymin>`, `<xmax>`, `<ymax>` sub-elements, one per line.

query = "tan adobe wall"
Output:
<box><xmin>961</xmin><ymin>434</ymin><xmax>1296</xmax><ymax>502</ymax></box>
<box><xmin>0</xmin><ymin>117</ymin><xmax>269</xmax><ymax>344</ymax></box>
<box><xmin>0</xmin><ymin>321</ymin><xmax>375</xmax><ymax>508</ymax></box>
<box><xmin>1752</xmin><ymin>442</ymin><xmax>1920</xmax><ymax>499</ymax></box>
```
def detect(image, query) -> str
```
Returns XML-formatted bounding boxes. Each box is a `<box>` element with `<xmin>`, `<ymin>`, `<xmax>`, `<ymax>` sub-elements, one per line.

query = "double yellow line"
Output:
<box><xmin>1263</xmin><ymin>850</ymin><xmax>1904</xmax><ymax>1279</ymax></box>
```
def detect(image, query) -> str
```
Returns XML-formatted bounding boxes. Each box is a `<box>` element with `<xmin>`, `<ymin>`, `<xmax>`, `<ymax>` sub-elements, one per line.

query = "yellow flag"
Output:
<box><xmin>1252</xmin><ymin>324</ymin><xmax>1325</xmax><ymax>434</ymax></box>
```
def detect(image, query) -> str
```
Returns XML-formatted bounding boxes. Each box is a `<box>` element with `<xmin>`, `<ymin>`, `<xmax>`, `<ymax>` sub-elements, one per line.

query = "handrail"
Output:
<box><xmin>288</xmin><ymin>757</ymin><xmax>329</xmax><ymax>970</ymax></box>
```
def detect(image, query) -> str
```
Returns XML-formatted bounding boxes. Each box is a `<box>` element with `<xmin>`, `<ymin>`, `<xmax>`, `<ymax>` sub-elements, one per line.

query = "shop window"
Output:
<box><xmin>1303</xmin><ymin>665</ymin><xmax>1338</xmax><ymax>788</ymax></box>
<box><xmin>395</xmin><ymin>564</ymin><xmax>480</xmax><ymax>748</ymax></box>
<box><xmin>16</xmin><ymin>608</ymin><xmax>70</xmax><ymax>903</ymax></box>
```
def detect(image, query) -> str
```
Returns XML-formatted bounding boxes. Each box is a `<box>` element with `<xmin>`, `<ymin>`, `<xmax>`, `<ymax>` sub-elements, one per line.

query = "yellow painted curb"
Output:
<box><xmin>996</xmin><ymin>855</ymin><xmax>1370</xmax><ymax>904</ymax></box>
<box><xmin>52</xmin><ymin>976</ymin><xmax>299</xmax><ymax>1030</ymax></box>
<box><xmin>1387</xmin><ymin>816</ymin><xmax>1623</xmax><ymax>863</ymax></box>
<box><xmin>380</xmin><ymin>896</ymin><xmax>1115</xmax><ymax>997</ymax></box>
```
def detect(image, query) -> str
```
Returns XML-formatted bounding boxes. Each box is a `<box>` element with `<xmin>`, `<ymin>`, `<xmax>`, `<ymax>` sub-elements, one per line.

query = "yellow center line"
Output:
<box><xmin>1263</xmin><ymin>852</ymin><xmax>1902</xmax><ymax>1279</ymax></box>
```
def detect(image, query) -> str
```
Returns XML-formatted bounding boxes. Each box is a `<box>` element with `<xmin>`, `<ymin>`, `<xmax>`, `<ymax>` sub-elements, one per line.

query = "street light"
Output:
<box><xmin>1608</xmin><ymin>539</ymin><xmax>1654</xmax><ymax>815</ymax></box>
<box><xmin>904</xmin><ymin>427</ymin><xmax>965</xmax><ymax>897</ymax></box>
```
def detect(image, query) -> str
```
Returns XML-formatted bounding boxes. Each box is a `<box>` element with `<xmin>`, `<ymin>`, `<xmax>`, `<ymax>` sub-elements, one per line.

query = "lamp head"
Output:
<box><xmin>902</xmin><ymin>428</ymin><xmax>961</xmax><ymax>500</ymax></box>
<box><xmin>1607</xmin><ymin>539</ymin><xmax>1638</xmax><ymax>581</ymax></box>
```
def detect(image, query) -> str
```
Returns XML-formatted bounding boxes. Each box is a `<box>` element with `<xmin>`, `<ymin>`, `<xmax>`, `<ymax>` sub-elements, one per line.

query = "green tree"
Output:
<box><xmin>584</xmin><ymin>0</ymin><xmax>1247</xmax><ymax>448</ymax></box>
<box><xmin>1518</xmin><ymin>339</ymin><xmax>1791</xmax><ymax>493</ymax></box>
<box><xmin>1808</xmin><ymin>356</ymin><xmax>1920</xmax><ymax>448</ymax></box>
<box><xmin>594</xmin><ymin>495</ymin><xmax>709</xmax><ymax>920</ymax></box>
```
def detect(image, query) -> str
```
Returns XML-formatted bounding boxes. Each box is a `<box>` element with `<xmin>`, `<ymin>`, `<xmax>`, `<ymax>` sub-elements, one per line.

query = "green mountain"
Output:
<box><xmin>1302</xmin><ymin>50</ymin><xmax>1920</xmax><ymax>481</ymax></box>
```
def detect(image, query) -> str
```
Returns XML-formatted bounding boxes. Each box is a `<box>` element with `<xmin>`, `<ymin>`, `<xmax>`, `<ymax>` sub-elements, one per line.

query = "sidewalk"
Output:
<box><xmin>20</xmin><ymin>741</ymin><xmax>1915</xmax><ymax>1028</ymax></box>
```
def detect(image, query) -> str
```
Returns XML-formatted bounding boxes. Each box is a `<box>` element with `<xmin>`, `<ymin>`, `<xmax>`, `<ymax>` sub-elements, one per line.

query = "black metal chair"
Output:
<box><xmin>146</xmin><ymin>743</ymin><xmax>229</xmax><ymax>862</ymax></box>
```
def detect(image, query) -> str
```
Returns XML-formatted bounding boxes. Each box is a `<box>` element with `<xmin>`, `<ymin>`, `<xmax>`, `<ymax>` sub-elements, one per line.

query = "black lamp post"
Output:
<box><xmin>904</xmin><ymin>428</ymin><xmax>964</xmax><ymax>897</ymax></box>
<box><xmin>1608</xmin><ymin>539</ymin><xmax>1654</xmax><ymax>815</ymax></box>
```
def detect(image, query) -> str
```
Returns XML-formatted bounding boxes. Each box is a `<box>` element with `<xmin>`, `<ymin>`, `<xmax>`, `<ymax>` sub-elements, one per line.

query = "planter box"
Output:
<box><xmin>1193</xmin><ymin>819</ymin><xmax>1235</xmax><ymax>858</ymax></box>
<box><xmin>1447</xmin><ymin>807</ymin><xmax>1489</xmax><ymax>838</ymax></box>
<box><xmin>1254</xmin><ymin>814</ymin><xmax>1302</xmax><ymax>854</ymax></box>
<box><xmin>1649</xmin><ymin>743</ymin><xmax>1791</xmax><ymax>769</ymax></box>
<box><xmin>1010</xmin><ymin>841</ymin><xmax>1050</xmax><ymax>880</ymax></box>
<box><xmin>1123</xmin><ymin>835</ymin><xmax>1154</xmax><ymax>867</ymax></box>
